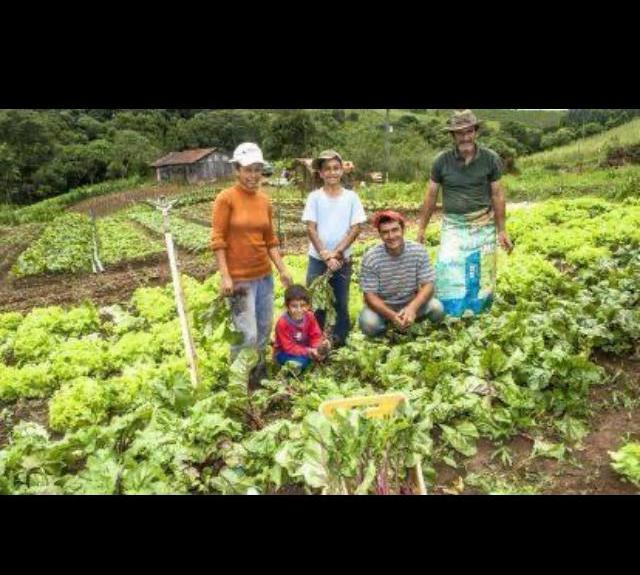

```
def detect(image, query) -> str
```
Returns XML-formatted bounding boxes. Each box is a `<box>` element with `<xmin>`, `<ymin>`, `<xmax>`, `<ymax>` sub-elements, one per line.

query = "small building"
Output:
<box><xmin>151</xmin><ymin>148</ymin><xmax>233</xmax><ymax>184</ymax></box>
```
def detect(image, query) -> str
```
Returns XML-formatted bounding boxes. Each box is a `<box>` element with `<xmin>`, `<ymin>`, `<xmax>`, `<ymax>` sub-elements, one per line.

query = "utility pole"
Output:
<box><xmin>385</xmin><ymin>108</ymin><xmax>391</xmax><ymax>184</ymax></box>
<box><xmin>577</xmin><ymin>111</ymin><xmax>585</xmax><ymax>172</ymax></box>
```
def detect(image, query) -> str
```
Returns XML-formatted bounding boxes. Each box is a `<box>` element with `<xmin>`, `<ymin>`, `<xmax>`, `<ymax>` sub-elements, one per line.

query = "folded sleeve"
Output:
<box><xmin>211</xmin><ymin>193</ymin><xmax>231</xmax><ymax>251</ymax></box>
<box><xmin>351</xmin><ymin>194</ymin><xmax>368</xmax><ymax>226</ymax></box>
<box><xmin>488</xmin><ymin>150</ymin><xmax>504</xmax><ymax>182</ymax></box>
<box><xmin>360</xmin><ymin>250</ymin><xmax>379</xmax><ymax>294</ymax></box>
<box><xmin>301</xmin><ymin>193</ymin><xmax>317</xmax><ymax>223</ymax></box>
<box><xmin>431</xmin><ymin>153</ymin><xmax>445</xmax><ymax>184</ymax></box>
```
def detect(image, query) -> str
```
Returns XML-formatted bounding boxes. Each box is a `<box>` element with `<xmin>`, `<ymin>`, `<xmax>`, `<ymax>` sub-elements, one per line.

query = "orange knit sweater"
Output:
<box><xmin>211</xmin><ymin>185</ymin><xmax>280</xmax><ymax>281</ymax></box>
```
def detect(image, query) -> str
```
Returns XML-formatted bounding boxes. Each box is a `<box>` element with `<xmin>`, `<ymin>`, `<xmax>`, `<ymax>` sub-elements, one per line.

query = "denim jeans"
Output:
<box><xmin>275</xmin><ymin>352</ymin><xmax>312</xmax><ymax>370</ymax></box>
<box><xmin>306</xmin><ymin>256</ymin><xmax>352</xmax><ymax>346</ymax></box>
<box><xmin>358</xmin><ymin>297</ymin><xmax>445</xmax><ymax>338</ymax></box>
<box><xmin>230</xmin><ymin>274</ymin><xmax>274</xmax><ymax>360</ymax></box>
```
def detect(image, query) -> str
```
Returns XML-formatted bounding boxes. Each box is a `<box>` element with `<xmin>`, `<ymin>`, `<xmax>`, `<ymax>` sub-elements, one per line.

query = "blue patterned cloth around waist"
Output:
<box><xmin>435</xmin><ymin>209</ymin><xmax>497</xmax><ymax>317</ymax></box>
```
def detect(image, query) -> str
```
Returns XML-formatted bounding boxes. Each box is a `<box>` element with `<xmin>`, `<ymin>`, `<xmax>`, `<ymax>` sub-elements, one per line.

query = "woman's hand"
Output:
<box><xmin>279</xmin><ymin>270</ymin><xmax>293</xmax><ymax>289</ymax></box>
<box><xmin>220</xmin><ymin>275</ymin><xmax>234</xmax><ymax>297</ymax></box>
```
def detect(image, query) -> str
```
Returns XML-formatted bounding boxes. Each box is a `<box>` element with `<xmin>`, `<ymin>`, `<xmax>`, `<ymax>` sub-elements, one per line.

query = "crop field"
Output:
<box><xmin>1</xmin><ymin>185</ymin><xmax>638</xmax><ymax>494</ymax></box>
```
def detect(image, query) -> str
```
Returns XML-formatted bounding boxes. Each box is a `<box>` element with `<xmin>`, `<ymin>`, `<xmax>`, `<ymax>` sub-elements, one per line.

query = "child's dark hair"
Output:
<box><xmin>285</xmin><ymin>284</ymin><xmax>311</xmax><ymax>305</ymax></box>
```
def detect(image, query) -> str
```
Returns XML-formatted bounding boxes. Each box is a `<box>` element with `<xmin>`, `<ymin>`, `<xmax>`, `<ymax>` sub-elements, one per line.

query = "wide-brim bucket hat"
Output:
<box><xmin>443</xmin><ymin>109</ymin><xmax>482</xmax><ymax>132</ymax></box>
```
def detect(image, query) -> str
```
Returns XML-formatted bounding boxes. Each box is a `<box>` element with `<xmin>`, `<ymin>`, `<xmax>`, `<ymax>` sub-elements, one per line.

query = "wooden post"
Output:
<box><xmin>154</xmin><ymin>197</ymin><xmax>200</xmax><ymax>388</ymax></box>
<box><xmin>89</xmin><ymin>208</ymin><xmax>104</xmax><ymax>274</ymax></box>
<box><xmin>413</xmin><ymin>461</ymin><xmax>428</xmax><ymax>496</ymax></box>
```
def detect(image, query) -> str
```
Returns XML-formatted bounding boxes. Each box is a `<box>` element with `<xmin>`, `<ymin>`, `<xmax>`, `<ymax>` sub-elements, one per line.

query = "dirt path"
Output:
<box><xmin>0</xmin><ymin>238</ymin><xmax>32</xmax><ymax>280</ymax></box>
<box><xmin>0</xmin><ymin>251</ymin><xmax>216</xmax><ymax>314</ymax></box>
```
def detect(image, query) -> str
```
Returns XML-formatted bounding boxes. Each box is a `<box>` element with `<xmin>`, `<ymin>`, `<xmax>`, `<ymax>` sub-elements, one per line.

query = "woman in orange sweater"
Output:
<box><xmin>211</xmin><ymin>143</ymin><xmax>293</xmax><ymax>364</ymax></box>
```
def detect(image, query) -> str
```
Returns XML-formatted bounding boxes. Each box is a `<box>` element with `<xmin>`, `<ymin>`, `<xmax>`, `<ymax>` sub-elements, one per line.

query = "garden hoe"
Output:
<box><xmin>149</xmin><ymin>196</ymin><xmax>200</xmax><ymax>389</ymax></box>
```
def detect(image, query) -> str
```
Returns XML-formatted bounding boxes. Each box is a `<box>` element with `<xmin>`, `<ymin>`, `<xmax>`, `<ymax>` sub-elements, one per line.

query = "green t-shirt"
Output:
<box><xmin>431</xmin><ymin>146</ymin><xmax>503</xmax><ymax>215</ymax></box>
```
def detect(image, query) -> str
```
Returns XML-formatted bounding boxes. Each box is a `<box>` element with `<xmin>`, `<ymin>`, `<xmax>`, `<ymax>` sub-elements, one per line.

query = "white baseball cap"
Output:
<box><xmin>229</xmin><ymin>143</ymin><xmax>265</xmax><ymax>167</ymax></box>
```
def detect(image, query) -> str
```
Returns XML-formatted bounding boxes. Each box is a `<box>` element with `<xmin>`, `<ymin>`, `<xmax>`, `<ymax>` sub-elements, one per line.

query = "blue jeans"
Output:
<box><xmin>275</xmin><ymin>352</ymin><xmax>311</xmax><ymax>370</ymax></box>
<box><xmin>359</xmin><ymin>298</ymin><xmax>445</xmax><ymax>338</ymax></box>
<box><xmin>306</xmin><ymin>256</ymin><xmax>352</xmax><ymax>346</ymax></box>
<box><xmin>230</xmin><ymin>275</ymin><xmax>274</xmax><ymax>360</ymax></box>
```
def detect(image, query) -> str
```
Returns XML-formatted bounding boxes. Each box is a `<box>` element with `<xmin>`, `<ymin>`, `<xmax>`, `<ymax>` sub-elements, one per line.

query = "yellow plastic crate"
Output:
<box><xmin>319</xmin><ymin>393</ymin><xmax>407</xmax><ymax>420</ymax></box>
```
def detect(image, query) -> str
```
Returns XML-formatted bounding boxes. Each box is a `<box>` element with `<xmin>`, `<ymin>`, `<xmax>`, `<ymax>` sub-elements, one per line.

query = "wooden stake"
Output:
<box><xmin>154</xmin><ymin>197</ymin><xmax>200</xmax><ymax>388</ymax></box>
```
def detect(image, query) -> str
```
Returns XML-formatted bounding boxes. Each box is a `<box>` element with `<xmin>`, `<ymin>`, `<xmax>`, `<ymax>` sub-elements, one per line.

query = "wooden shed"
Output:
<box><xmin>151</xmin><ymin>148</ymin><xmax>233</xmax><ymax>184</ymax></box>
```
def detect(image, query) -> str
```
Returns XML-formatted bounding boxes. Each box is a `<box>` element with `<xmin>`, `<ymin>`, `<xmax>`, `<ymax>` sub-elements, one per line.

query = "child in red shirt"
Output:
<box><xmin>274</xmin><ymin>285</ymin><xmax>328</xmax><ymax>370</ymax></box>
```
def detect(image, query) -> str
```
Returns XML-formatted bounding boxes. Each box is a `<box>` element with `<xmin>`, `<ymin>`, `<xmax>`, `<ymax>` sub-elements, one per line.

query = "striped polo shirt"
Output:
<box><xmin>360</xmin><ymin>241</ymin><xmax>436</xmax><ymax>307</ymax></box>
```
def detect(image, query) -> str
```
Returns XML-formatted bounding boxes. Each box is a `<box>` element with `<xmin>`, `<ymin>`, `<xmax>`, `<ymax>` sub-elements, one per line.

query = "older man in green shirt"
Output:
<box><xmin>417</xmin><ymin>110</ymin><xmax>513</xmax><ymax>317</ymax></box>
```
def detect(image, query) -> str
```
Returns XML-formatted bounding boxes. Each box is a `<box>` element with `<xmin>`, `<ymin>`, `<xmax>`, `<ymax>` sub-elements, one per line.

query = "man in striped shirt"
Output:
<box><xmin>359</xmin><ymin>211</ymin><xmax>445</xmax><ymax>337</ymax></box>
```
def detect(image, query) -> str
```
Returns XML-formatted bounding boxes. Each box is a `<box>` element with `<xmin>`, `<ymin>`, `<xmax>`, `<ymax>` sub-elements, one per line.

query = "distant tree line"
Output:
<box><xmin>1</xmin><ymin>109</ymin><xmax>638</xmax><ymax>205</ymax></box>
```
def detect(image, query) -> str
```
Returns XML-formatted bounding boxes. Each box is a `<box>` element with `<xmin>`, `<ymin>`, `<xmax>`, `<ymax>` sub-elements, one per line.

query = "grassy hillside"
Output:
<box><xmin>473</xmin><ymin>109</ymin><xmax>565</xmax><ymax>129</ymax></box>
<box><xmin>431</xmin><ymin>109</ymin><xmax>565</xmax><ymax>129</ymax></box>
<box><xmin>501</xmin><ymin>118</ymin><xmax>640</xmax><ymax>202</ymax></box>
<box><xmin>358</xmin><ymin>109</ymin><xmax>565</xmax><ymax>129</ymax></box>
<box><xmin>519</xmin><ymin>118</ymin><xmax>640</xmax><ymax>169</ymax></box>
<box><xmin>504</xmin><ymin>165</ymin><xmax>640</xmax><ymax>202</ymax></box>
